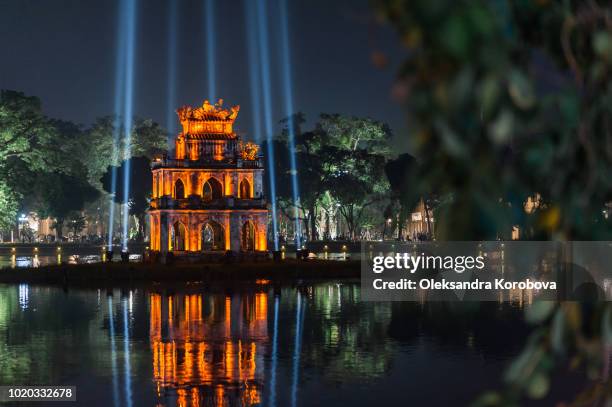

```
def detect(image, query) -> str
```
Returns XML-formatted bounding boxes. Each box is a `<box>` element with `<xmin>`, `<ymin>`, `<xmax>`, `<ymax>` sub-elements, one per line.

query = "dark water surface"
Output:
<box><xmin>0</xmin><ymin>282</ymin><xmax>581</xmax><ymax>406</ymax></box>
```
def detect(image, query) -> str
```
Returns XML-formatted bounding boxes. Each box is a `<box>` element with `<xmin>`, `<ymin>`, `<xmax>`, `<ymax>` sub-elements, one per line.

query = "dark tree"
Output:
<box><xmin>385</xmin><ymin>153</ymin><xmax>420</xmax><ymax>239</ymax></box>
<box><xmin>101</xmin><ymin>156</ymin><xmax>152</xmax><ymax>241</ymax></box>
<box><xmin>28</xmin><ymin>171</ymin><xmax>99</xmax><ymax>240</ymax></box>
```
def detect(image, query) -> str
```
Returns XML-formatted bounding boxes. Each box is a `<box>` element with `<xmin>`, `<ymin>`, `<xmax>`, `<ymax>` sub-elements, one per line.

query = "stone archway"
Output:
<box><xmin>201</xmin><ymin>220</ymin><xmax>225</xmax><ymax>251</ymax></box>
<box><xmin>170</xmin><ymin>221</ymin><xmax>186</xmax><ymax>251</ymax></box>
<box><xmin>203</xmin><ymin>177</ymin><xmax>223</xmax><ymax>201</ymax></box>
<box><xmin>239</xmin><ymin>178</ymin><xmax>251</xmax><ymax>198</ymax></box>
<box><xmin>241</xmin><ymin>221</ymin><xmax>255</xmax><ymax>251</ymax></box>
<box><xmin>174</xmin><ymin>179</ymin><xmax>185</xmax><ymax>199</ymax></box>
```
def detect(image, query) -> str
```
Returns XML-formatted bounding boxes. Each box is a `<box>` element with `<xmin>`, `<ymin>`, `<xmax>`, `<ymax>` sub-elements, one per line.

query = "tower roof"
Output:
<box><xmin>177</xmin><ymin>99</ymin><xmax>240</xmax><ymax>139</ymax></box>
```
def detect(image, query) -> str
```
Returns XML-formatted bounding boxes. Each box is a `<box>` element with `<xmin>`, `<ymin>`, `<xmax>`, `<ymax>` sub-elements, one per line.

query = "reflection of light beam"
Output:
<box><xmin>123</xmin><ymin>297</ymin><xmax>133</xmax><ymax>407</ymax></box>
<box><xmin>205</xmin><ymin>0</ymin><xmax>215</xmax><ymax>100</ymax></box>
<box><xmin>279</xmin><ymin>0</ymin><xmax>302</xmax><ymax>246</ymax></box>
<box><xmin>255</xmin><ymin>0</ymin><xmax>279</xmax><ymax>250</ymax></box>
<box><xmin>244</xmin><ymin>1</ymin><xmax>263</xmax><ymax>143</ymax></box>
<box><xmin>267</xmin><ymin>295</ymin><xmax>280</xmax><ymax>407</ymax></box>
<box><xmin>108</xmin><ymin>296</ymin><xmax>120</xmax><ymax>407</ymax></box>
<box><xmin>18</xmin><ymin>284</ymin><xmax>28</xmax><ymax>310</ymax></box>
<box><xmin>121</xmin><ymin>0</ymin><xmax>138</xmax><ymax>251</ymax></box>
<box><xmin>291</xmin><ymin>292</ymin><xmax>305</xmax><ymax>407</ymax></box>
<box><xmin>108</xmin><ymin>0</ymin><xmax>128</xmax><ymax>249</ymax></box>
<box><xmin>166</xmin><ymin>0</ymin><xmax>178</xmax><ymax>148</ymax></box>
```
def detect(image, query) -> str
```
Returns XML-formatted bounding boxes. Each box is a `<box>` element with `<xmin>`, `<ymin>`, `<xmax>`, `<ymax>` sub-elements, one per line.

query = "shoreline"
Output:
<box><xmin>0</xmin><ymin>259</ymin><xmax>360</xmax><ymax>287</ymax></box>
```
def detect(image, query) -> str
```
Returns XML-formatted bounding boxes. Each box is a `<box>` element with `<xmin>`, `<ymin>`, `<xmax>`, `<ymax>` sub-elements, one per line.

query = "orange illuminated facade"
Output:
<box><xmin>148</xmin><ymin>99</ymin><xmax>268</xmax><ymax>254</ymax></box>
<box><xmin>149</xmin><ymin>292</ymin><xmax>268</xmax><ymax>406</ymax></box>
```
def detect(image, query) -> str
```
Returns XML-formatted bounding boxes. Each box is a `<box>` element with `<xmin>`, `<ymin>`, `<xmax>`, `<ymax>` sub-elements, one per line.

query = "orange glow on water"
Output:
<box><xmin>149</xmin><ymin>292</ymin><xmax>268</xmax><ymax>405</ymax></box>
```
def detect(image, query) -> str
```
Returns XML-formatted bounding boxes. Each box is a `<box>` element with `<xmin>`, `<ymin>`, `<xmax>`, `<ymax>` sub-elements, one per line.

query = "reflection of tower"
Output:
<box><xmin>149</xmin><ymin>292</ymin><xmax>268</xmax><ymax>406</ymax></box>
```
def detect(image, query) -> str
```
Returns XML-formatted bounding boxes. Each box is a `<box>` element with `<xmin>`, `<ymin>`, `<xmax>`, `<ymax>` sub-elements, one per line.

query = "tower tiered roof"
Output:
<box><xmin>177</xmin><ymin>99</ymin><xmax>239</xmax><ymax>139</ymax></box>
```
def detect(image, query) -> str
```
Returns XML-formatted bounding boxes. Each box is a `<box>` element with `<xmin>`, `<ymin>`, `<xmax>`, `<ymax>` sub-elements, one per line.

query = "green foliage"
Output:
<box><xmin>374</xmin><ymin>0</ymin><xmax>612</xmax><ymax>240</ymax></box>
<box><xmin>83</xmin><ymin>117</ymin><xmax>166</xmax><ymax>189</ymax></box>
<box><xmin>326</xmin><ymin>146</ymin><xmax>388</xmax><ymax>239</ymax></box>
<box><xmin>100</xmin><ymin>156</ymin><xmax>152</xmax><ymax>240</ymax></box>
<box><xmin>0</xmin><ymin>91</ymin><xmax>60</xmax><ymax>171</ymax></box>
<box><xmin>66</xmin><ymin>213</ymin><xmax>87</xmax><ymax>237</ymax></box>
<box><xmin>375</xmin><ymin>0</ymin><xmax>612</xmax><ymax>404</ymax></box>
<box><xmin>268</xmin><ymin>113</ymin><xmax>391</xmax><ymax>240</ymax></box>
<box><xmin>27</xmin><ymin>172</ymin><xmax>99</xmax><ymax>240</ymax></box>
<box><xmin>0</xmin><ymin>89</ymin><xmax>166</xmax><ymax>236</ymax></box>
<box><xmin>0</xmin><ymin>181</ymin><xmax>18</xmax><ymax>231</ymax></box>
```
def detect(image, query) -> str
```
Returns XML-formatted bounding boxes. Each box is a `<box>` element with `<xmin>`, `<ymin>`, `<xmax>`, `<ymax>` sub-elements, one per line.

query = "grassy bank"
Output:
<box><xmin>0</xmin><ymin>259</ymin><xmax>360</xmax><ymax>286</ymax></box>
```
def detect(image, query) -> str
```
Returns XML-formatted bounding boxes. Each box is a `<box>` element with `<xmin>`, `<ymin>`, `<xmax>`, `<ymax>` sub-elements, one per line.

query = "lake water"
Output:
<box><xmin>0</xmin><ymin>282</ymin><xmax>583</xmax><ymax>406</ymax></box>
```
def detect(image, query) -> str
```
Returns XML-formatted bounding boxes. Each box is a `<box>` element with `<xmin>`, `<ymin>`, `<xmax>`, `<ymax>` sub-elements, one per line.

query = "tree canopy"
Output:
<box><xmin>101</xmin><ymin>156</ymin><xmax>153</xmax><ymax>240</ymax></box>
<box><xmin>265</xmin><ymin>113</ymin><xmax>391</xmax><ymax>241</ymax></box>
<box><xmin>374</xmin><ymin>0</ymin><xmax>612</xmax><ymax>240</ymax></box>
<box><xmin>0</xmin><ymin>89</ymin><xmax>166</xmax><ymax>239</ymax></box>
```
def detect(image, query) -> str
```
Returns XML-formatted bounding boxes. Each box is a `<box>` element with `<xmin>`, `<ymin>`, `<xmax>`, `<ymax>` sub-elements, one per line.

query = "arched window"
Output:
<box><xmin>201</xmin><ymin>221</ymin><xmax>225</xmax><ymax>251</ymax></box>
<box><xmin>202</xmin><ymin>177</ymin><xmax>222</xmax><ymax>201</ymax></box>
<box><xmin>170</xmin><ymin>221</ymin><xmax>186</xmax><ymax>251</ymax></box>
<box><xmin>241</xmin><ymin>221</ymin><xmax>255</xmax><ymax>251</ymax></box>
<box><xmin>239</xmin><ymin>178</ymin><xmax>251</xmax><ymax>199</ymax></box>
<box><xmin>174</xmin><ymin>179</ymin><xmax>185</xmax><ymax>199</ymax></box>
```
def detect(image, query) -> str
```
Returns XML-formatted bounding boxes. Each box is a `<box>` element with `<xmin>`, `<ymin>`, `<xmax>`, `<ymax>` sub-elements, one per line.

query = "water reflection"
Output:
<box><xmin>291</xmin><ymin>292</ymin><xmax>305</xmax><ymax>407</ymax></box>
<box><xmin>1</xmin><ymin>283</ymin><xmax>567</xmax><ymax>407</ymax></box>
<box><xmin>150</xmin><ymin>292</ymin><xmax>267</xmax><ymax>406</ymax></box>
<box><xmin>267</xmin><ymin>295</ymin><xmax>279</xmax><ymax>407</ymax></box>
<box><xmin>18</xmin><ymin>284</ymin><xmax>28</xmax><ymax>310</ymax></box>
<box><xmin>108</xmin><ymin>296</ymin><xmax>120</xmax><ymax>407</ymax></box>
<box><xmin>123</xmin><ymin>296</ymin><xmax>133</xmax><ymax>407</ymax></box>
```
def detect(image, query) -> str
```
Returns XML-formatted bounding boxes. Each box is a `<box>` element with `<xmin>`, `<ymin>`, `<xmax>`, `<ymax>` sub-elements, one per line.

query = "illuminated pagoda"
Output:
<box><xmin>148</xmin><ymin>99</ymin><xmax>268</xmax><ymax>255</ymax></box>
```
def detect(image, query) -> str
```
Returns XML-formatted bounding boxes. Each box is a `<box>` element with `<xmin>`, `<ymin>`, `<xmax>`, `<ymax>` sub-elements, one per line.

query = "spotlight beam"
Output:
<box><xmin>122</xmin><ymin>298</ymin><xmax>133</xmax><ymax>407</ymax></box>
<box><xmin>245</xmin><ymin>1</ymin><xmax>263</xmax><ymax>143</ymax></box>
<box><xmin>121</xmin><ymin>0</ymin><xmax>138</xmax><ymax>251</ymax></box>
<box><xmin>279</xmin><ymin>0</ymin><xmax>303</xmax><ymax>246</ymax></box>
<box><xmin>108</xmin><ymin>0</ymin><xmax>128</xmax><ymax>249</ymax></box>
<box><xmin>107</xmin><ymin>296</ymin><xmax>120</xmax><ymax>407</ymax></box>
<box><xmin>166</xmin><ymin>0</ymin><xmax>178</xmax><ymax>148</ymax></box>
<box><xmin>205</xmin><ymin>0</ymin><xmax>216</xmax><ymax>101</ymax></box>
<box><xmin>255</xmin><ymin>0</ymin><xmax>279</xmax><ymax>251</ymax></box>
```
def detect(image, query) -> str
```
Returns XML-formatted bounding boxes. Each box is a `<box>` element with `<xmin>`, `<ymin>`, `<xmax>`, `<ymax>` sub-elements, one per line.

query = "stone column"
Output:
<box><xmin>160</xmin><ymin>213</ymin><xmax>169</xmax><ymax>253</ymax></box>
<box><xmin>254</xmin><ymin>169</ymin><xmax>263</xmax><ymax>198</ymax></box>
<box><xmin>189</xmin><ymin>213</ymin><xmax>199</xmax><ymax>252</ymax></box>
<box><xmin>257</xmin><ymin>214</ymin><xmax>268</xmax><ymax>251</ymax></box>
<box><xmin>229</xmin><ymin>213</ymin><xmax>242</xmax><ymax>252</ymax></box>
<box><xmin>232</xmin><ymin>172</ymin><xmax>238</xmax><ymax>197</ymax></box>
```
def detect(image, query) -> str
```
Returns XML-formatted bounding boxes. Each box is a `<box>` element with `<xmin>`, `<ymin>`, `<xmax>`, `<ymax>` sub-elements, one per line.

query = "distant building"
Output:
<box><xmin>148</xmin><ymin>99</ymin><xmax>268</xmax><ymax>254</ymax></box>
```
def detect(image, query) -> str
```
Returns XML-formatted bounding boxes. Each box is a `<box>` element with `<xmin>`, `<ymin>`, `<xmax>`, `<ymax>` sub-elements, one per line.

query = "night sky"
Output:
<box><xmin>0</xmin><ymin>0</ymin><xmax>408</xmax><ymax>149</ymax></box>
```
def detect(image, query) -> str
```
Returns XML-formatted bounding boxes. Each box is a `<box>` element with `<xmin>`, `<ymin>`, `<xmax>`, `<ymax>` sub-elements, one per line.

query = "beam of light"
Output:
<box><xmin>244</xmin><ymin>0</ymin><xmax>263</xmax><ymax>143</ymax></box>
<box><xmin>166</xmin><ymin>0</ymin><xmax>178</xmax><ymax>148</ymax></box>
<box><xmin>123</xmin><ymin>297</ymin><xmax>133</xmax><ymax>407</ymax></box>
<box><xmin>255</xmin><ymin>0</ymin><xmax>279</xmax><ymax>250</ymax></box>
<box><xmin>279</xmin><ymin>0</ymin><xmax>302</xmax><ymax>247</ymax></box>
<box><xmin>121</xmin><ymin>0</ymin><xmax>138</xmax><ymax>251</ymax></box>
<box><xmin>108</xmin><ymin>295</ymin><xmax>120</xmax><ymax>407</ymax></box>
<box><xmin>108</xmin><ymin>0</ymin><xmax>128</xmax><ymax>249</ymax></box>
<box><xmin>291</xmin><ymin>291</ymin><xmax>305</xmax><ymax>407</ymax></box>
<box><xmin>267</xmin><ymin>295</ymin><xmax>280</xmax><ymax>407</ymax></box>
<box><xmin>204</xmin><ymin>0</ymin><xmax>215</xmax><ymax>101</ymax></box>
